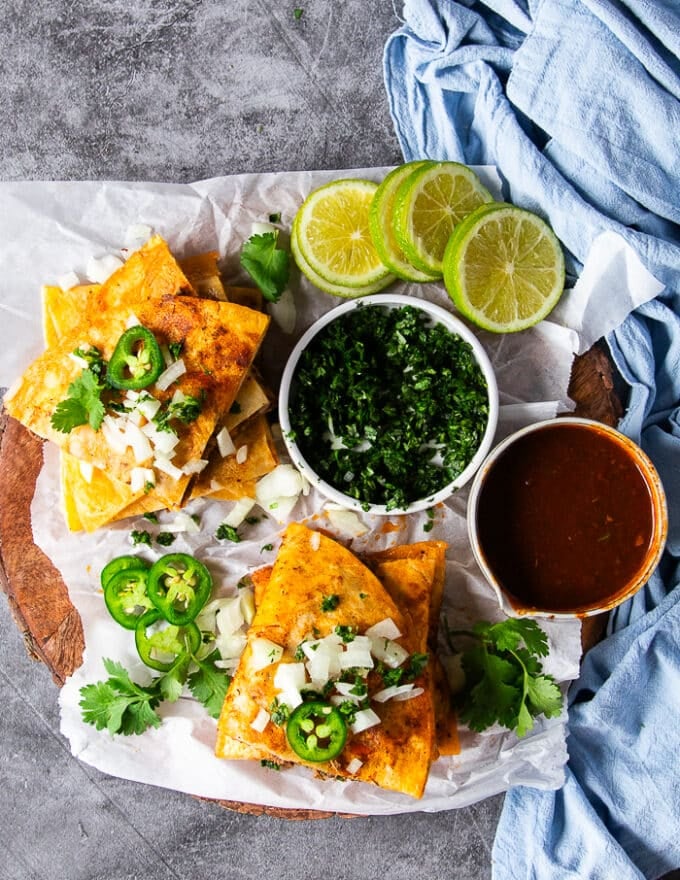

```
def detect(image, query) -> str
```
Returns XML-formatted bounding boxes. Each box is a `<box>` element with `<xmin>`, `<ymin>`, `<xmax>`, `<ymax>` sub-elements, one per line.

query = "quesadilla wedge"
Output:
<box><xmin>6</xmin><ymin>237</ymin><xmax>270</xmax><ymax>510</ymax></box>
<box><xmin>216</xmin><ymin>523</ymin><xmax>437</xmax><ymax>799</ymax></box>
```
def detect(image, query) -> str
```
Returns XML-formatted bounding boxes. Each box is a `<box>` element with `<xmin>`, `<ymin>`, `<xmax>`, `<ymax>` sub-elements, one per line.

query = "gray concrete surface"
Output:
<box><xmin>0</xmin><ymin>3</ymin><xmax>505</xmax><ymax>879</ymax></box>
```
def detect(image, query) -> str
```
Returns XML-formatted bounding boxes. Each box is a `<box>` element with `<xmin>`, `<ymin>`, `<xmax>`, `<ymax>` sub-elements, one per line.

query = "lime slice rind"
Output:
<box><xmin>393</xmin><ymin>162</ymin><xmax>494</xmax><ymax>276</ymax></box>
<box><xmin>294</xmin><ymin>179</ymin><xmax>392</xmax><ymax>289</ymax></box>
<box><xmin>443</xmin><ymin>203</ymin><xmax>565</xmax><ymax>333</ymax></box>
<box><xmin>368</xmin><ymin>161</ymin><xmax>440</xmax><ymax>283</ymax></box>
<box><xmin>291</xmin><ymin>215</ymin><xmax>395</xmax><ymax>299</ymax></box>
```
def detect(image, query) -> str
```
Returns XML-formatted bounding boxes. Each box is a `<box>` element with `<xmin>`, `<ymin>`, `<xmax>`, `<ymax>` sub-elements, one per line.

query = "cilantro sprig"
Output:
<box><xmin>79</xmin><ymin>650</ymin><xmax>232</xmax><ymax>736</ymax></box>
<box><xmin>445</xmin><ymin>618</ymin><xmax>563</xmax><ymax>738</ymax></box>
<box><xmin>51</xmin><ymin>368</ymin><xmax>108</xmax><ymax>433</ymax></box>
<box><xmin>240</xmin><ymin>231</ymin><xmax>290</xmax><ymax>302</ymax></box>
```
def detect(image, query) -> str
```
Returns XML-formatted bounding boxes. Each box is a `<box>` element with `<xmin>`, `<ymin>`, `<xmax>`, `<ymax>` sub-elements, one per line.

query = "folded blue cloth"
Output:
<box><xmin>384</xmin><ymin>2</ymin><xmax>680</xmax><ymax>877</ymax></box>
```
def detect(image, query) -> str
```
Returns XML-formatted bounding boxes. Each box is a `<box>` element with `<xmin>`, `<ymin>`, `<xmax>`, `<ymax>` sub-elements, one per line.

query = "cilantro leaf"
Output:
<box><xmin>240</xmin><ymin>232</ymin><xmax>290</xmax><ymax>302</ymax></box>
<box><xmin>51</xmin><ymin>368</ymin><xmax>106</xmax><ymax>433</ymax></box>
<box><xmin>187</xmin><ymin>650</ymin><xmax>231</xmax><ymax>719</ymax></box>
<box><xmin>79</xmin><ymin>659</ymin><xmax>163</xmax><ymax>736</ymax></box>
<box><xmin>447</xmin><ymin>618</ymin><xmax>563</xmax><ymax>738</ymax></box>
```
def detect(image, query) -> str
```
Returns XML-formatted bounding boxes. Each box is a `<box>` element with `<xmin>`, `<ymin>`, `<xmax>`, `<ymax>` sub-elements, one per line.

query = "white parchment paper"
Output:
<box><xmin>0</xmin><ymin>167</ymin><xmax>663</xmax><ymax>814</ymax></box>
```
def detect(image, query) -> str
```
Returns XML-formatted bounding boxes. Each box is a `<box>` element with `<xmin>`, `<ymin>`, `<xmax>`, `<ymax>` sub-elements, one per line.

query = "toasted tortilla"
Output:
<box><xmin>6</xmin><ymin>237</ymin><xmax>270</xmax><ymax>509</ymax></box>
<box><xmin>216</xmin><ymin>523</ymin><xmax>437</xmax><ymax>799</ymax></box>
<box><xmin>367</xmin><ymin>541</ymin><xmax>459</xmax><ymax>756</ymax></box>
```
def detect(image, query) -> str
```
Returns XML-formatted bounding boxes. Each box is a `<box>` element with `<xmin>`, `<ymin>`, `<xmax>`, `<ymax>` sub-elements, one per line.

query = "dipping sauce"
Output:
<box><xmin>474</xmin><ymin>421</ymin><xmax>660</xmax><ymax>613</ymax></box>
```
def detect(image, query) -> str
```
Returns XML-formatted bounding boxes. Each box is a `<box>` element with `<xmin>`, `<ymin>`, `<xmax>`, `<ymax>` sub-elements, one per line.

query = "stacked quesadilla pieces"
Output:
<box><xmin>216</xmin><ymin>523</ymin><xmax>457</xmax><ymax>800</ymax></box>
<box><xmin>5</xmin><ymin>236</ymin><xmax>278</xmax><ymax>531</ymax></box>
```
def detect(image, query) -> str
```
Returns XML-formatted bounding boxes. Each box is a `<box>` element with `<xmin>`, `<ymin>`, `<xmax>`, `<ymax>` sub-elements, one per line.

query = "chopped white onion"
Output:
<box><xmin>216</xmin><ymin>426</ymin><xmax>236</xmax><ymax>458</ymax></box>
<box><xmin>392</xmin><ymin>687</ymin><xmax>424</xmax><ymax>702</ymax></box>
<box><xmin>332</xmin><ymin>681</ymin><xmax>364</xmax><ymax>704</ymax></box>
<box><xmin>326</xmin><ymin>508</ymin><xmax>369</xmax><ymax>538</ymax></box>
<box><xmin>125</xmin><ymin>421</ymin><xmax>153</xmax><ymax>463</ymax></box>
<box><xmin>268</xmin><ymin>287</ymin><xmax>296</xmax><ymax>334</ymax></box>
<box><xmin>274</xmin><ymin>662</ymin><xmax>307</xmax><ymax>693</ymax></box>
<box><xmin>258</xmin><ymin>495</ymin><xmax>299</xmax><ymax>522</ymax></box>
<box><xmin>309</xmin><ymin>530</ymin><xmax>321</xmax><ymax>551</ymax></box>
<box><xmin>153</xmin><ymin>456</ymin><xmax>183</xmax><ymax>481</ymax></box>
<box><xmin>239</xmin><ymin>588</ymin><xmax>256</xmax><ymax>625</ymax></box>
<box><xmin>170</xmin><ymin>388</ymin><xmax>186</xmax><ymax>405</ymax></box>
<box><xmin>124</xmin><ymin>223</ymin><xmax>153</xmax><ymax>251</ymax></box>
<box><xmin>182</xmin><ymin>459</ymin><xmax>209</xmax><ymax>475</ymax></box>
<box><xmin>338</xmin><ymin>642</ymin><xmax>374</xmax><ymax>670</ymax></box>
<box><xmin>255</xmin><ymin>464</ymin><xmax>306</xmax><ymax>504</ymax></box>
<box><xmin>68</xmin><ymin>352</ymin><xmax>90</xmax><ymax>370</ymax></box>
<box><xmin>222</xmin><ymin>497</ymin><xmax>256</xmax><ymax>528</ymax></box>
<box><xmin>125</xmin><ymin>312</ymin><xmax>141</xmax><ymax>328</ymax></box>
<box><xmin>278</xmin><ymin>688</ymin><xmax>304</xmax><ymax>710</ymax></box>
<box><xmin>130</xmin><ymin>466</ymin><xmax>155</xmax><ymax>493</ymax></box>
<box><xmin>345</xmin><ymin>758</ymin><xmax>363</xmax><ymax>775</ymax></box>
<box><xmin>102</xmin><ymin>415</ymin><xmax>128</xmax><ymax>454</ymax></box>
<box><xmin>350</xmin><ymin>708</ymin><xmax>381</xmax><ymax>735</ymax></box>
<box><xmin>155</xmin><ymin>358</ymin><xmax>186</xmax><ymax>391</ymax></box>
<box><xmin>163</xmin><ymin>511</ymin><xmax>201</xmax><ymax>533</ymax></box>
<box><xmin>57</xmin><ymin>270</ymin><xmax>80</xmax><ymax>291</ymax></box>
<box><xmin>145</xmin><ymin>426</ymin><xmax>179</xmax><ymax>455</ymax></box>
<box><xmin>86</xmin><ymin>253</ymin><xmax>124</xmax><ymax>283</ymax></box>
<box><xmin>215</xmin><ymin>630</ymin><xmax>248</xmax><ymax>661</ymax></box>
<box><xmin>235</xmin><ymin>444</ymin><xmax>248</xmax><ymax>465</ymax></box>
<box><xmin>250</xmin><ymin>708</ymin><xmax>270</xmax><ymax>733</ymax></box>
<box><xmin>196</xmin><ymin>596</ymin><xmax>238</xmax><ymax>634</ymax></box>
<box><xmin>136</xmin><ymin>395</ymin><xmax>161</xmax><ymax>421</ymax></box>
<box><xmin>365</xmin><ymin>618</ymin><xmax>402</xmax><ymax>641</ymax></box>
<box><xmin>215</xmin><ymin>596</ymin><xmax>245</xmax><ymax>635</ymax></box>
<box><xmin>250</xmin><ymin>637</ymin><xmax>284</xmax><ymax>672</ymax></box>
<box><xmin>369</xmin><ymin>636</ymin><xmax>409</xmax><ymax>669</ymax></box>
<box><xmin>78</xmin><ymin>461</ymin><xmax>94</xmax><ymax>484</ymax></box>
<box><xmin>372</xmin><ymin>684</ymin><xmax>418</xmax><ymax>703</ymax></box>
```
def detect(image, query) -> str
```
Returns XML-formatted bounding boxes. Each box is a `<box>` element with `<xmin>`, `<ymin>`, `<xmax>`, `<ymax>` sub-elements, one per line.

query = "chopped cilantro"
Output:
<box><xmin>260</xmin><ymin>759</ymin><xmax>281</xmax><ymax>771</ymax></box>
<box><xmin>260</xmin><ymin>543</ymin><xmax>274</xmax><ymax>553</ymax></box>
<box><xmin>321</xmin><ymin>594</ymin><xmax>340</xmax><ymax>612</ymax></box>
<box><xmin>268</xmin><ymin>212</ymin><xmax>282</xmax><ymax>223</ymax></box>
<box><xmin>269</xmin><ymin>698</ymin><xmax>290</xmax><ymax>726</ymax></box>
<box><xmin>334</xmin><ymin>624</ymin><xmax>356</xmax><ymax>643</ymax></box>
<box><xmin>154</xmin><ymin>393</ymin><xmax>204</xmax><ymax>432</ymax></box>
<box><xmin>288</xmin><ymin>304</ymin><xmax>489</xmax><ymax>510</ymax></box>
<box><xmin>216</xmin><ymin>523</ymin><xmax>241</xmax><ymax>543</ymax></box>
<box><xmin>293</xmin><ymin>7</ymin><xmax>303</xmax><ymax>19</ymax></box>
<box><xmin>168</xmin><ymin>341</ymin><xmax>184</xmax><ymax>360</ymax></box>
<box><xmin>156</xmin><ymin>532</ymin><xmax>176</xmax><ymax>547</ymax></box>
<box><xmin>240</xmin><ymin>231</ymin><xmax>290</xmax><ymax>303</ymax></box>
<box><xmin>130</xmin><ymin>529</ymin><xmax>152</xmax><ymax>547</ymax></box>
<box><xmin>143</xmin><ymin>512</ymin><xmax>159</xmax><ymax>523</ymax></box>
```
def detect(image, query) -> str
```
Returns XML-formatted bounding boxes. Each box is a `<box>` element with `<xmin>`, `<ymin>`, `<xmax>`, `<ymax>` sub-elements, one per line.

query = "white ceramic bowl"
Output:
<box><xmin>466</xmin><ymin>416</ymin><xmax>668</xmax><ymax>618</ymax></box>
<box><xmin>278</xmin><ymin>294</ymin><xmax>499</xmax><ymax>515</ymax></box>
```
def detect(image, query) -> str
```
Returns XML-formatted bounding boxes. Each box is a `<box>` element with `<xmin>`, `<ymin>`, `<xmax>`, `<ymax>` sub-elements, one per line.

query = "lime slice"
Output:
<box><xmin>291</xmin><ymin>214</ymin><xmax>395</xmax><ymax>298</ymax></box>
<box><xmin>393</xmin><ymin>162</ymin><xmax>494</xmax><ymax>276</ymax></box>
<box><xmin>443</xmin><ymin>202</ymin><xmax>566</xmax><ymax>333</ymax></box>
<box><xmin>368</xmin><ymin>162</ymin><xmax>440</xmax><ymax>283</ymax></box>
<box><xmin>294</xmin><ymin>179</ymin><xmax>392</xmax><ymax>289</ymax></box>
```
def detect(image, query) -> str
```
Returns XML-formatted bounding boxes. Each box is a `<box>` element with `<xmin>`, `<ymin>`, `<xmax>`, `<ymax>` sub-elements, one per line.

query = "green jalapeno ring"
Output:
<box><xmin>108</xmin><ymin>325</ymin><xmax>164</xmax><ymax>391</ymax></box>
<box><xmin>147</xmin><ymin>552</ymin><xmax>213</xmax><ymax>626</ymax></box>
<box><xmin>286</xmin><ymin>700</ymin><xmax>348</xmax><ymax>763</ymax></box>
<box><xmin>103</xmin><ymin>566</ymin><xmax>154</xmax><ymax>630</ymax></box>
<box><xmin>134</xmin><ymin>609</ymin><xmax>202</xmax><ymax>672</ymax></box>
<box><xmin>100</xmin><ymin>554</ymin><xmax>150</xmax><ymax>590</ymax></box>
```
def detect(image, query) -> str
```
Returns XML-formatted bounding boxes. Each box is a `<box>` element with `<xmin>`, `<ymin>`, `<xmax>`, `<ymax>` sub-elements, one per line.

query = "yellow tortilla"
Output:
<box><xmin>216</xmin><ymin>523</ymin><xmax>437</xmax><ymax>800</ymax></box>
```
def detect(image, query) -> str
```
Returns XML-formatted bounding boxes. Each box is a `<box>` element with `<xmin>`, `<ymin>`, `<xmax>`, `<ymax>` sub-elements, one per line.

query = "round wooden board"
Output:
<box><xmin>0</xmin><ymin>344</ymin><xmax>622</xmax><ymax>817</ymax></box>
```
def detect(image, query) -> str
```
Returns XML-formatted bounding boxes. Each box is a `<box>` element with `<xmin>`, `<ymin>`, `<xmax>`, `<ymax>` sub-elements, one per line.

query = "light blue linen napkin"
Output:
<box><xmin>384</xmin><ymin>1</ymin><xmax>680</xmax><ymax>877</ymax></box>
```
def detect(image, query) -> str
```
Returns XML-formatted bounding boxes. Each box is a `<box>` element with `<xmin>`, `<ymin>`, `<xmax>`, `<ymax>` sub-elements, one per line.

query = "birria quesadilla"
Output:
<box><xmin>216</xmin><ymin>523</ymin><xmax>452</xmax><ymax>799</ymax></box>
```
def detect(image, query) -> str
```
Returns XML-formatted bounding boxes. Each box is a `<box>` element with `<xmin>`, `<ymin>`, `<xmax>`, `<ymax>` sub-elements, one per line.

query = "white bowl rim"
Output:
<box><xmin>466</xmin><ymin>415</ymin><xmax>669</xmax><ymax>619</ymax></box>
<box><xmin>278</xmin><ymin>293</ymin><xmax>500</xmax><ymax>516</ymax></box>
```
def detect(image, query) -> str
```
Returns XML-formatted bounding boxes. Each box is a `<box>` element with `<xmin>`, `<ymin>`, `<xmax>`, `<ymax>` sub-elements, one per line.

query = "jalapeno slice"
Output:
<box><xmin>286</xmin><ymin>700</ymin><xmax>348</xmax><ymax>763</ymax></box>
<box><xmin>147</xmin><ymin>552</ymin><xmax>212</xmax><ymax>626</ymax></box>
<box><xmin>100</xmin><ymin>554</ymin><xmax>149</xmax><ymax>589</ymax></box>
<box><xmin>103</xmin><ymin>566</ymin><xmax>154</xmax><ymax>630</ymax></box>
<box><xmin>135</xmin><ymin>610</ymin><xmax>202</xmax><ymax>671</ymax></box>
<box><xmin>108</xmin><ymin>325</ymin><xmax>164</xmax><ymax>391</ymax></box>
